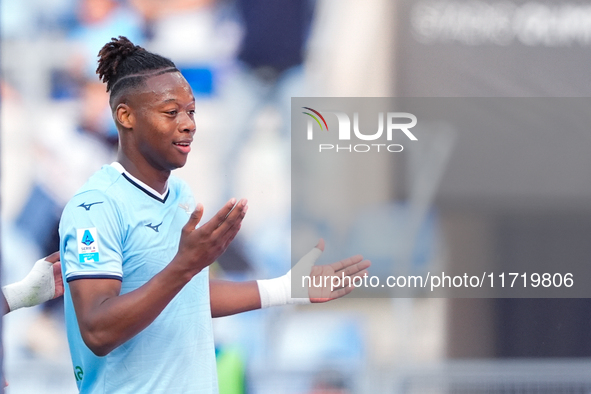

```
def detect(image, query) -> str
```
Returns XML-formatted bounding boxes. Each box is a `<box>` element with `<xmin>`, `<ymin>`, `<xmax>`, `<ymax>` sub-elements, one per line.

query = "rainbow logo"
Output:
<box><xmin>302</xmin><ymin>107</ymin><xmax>329</xmax><ymax>131</ymax></box>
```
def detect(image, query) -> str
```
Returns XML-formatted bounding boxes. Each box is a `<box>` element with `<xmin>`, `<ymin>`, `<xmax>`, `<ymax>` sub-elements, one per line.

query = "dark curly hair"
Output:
<box><xmin>96</xmin><ymin>36</ymin><xmax>179</xmax><ymax>104</ymax></box>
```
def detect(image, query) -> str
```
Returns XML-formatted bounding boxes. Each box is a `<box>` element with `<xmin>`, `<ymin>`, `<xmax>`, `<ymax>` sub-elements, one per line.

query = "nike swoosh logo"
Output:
<box><xmin>78</xmin><ymin>202</ymin><xmax>104</xmax><ymax>211</ymax></box>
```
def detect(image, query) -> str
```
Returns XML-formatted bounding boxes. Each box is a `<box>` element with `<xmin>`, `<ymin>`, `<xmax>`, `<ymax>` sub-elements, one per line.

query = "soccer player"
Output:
<box><xmin>59</xmin><ymin>36</ymin><xmax>370</xmax><ymax>393</ymax></box>
<box><xmin>2</xmin><ymin>252</ymin><xmax>64</xmax><ymax>315</ymax></box>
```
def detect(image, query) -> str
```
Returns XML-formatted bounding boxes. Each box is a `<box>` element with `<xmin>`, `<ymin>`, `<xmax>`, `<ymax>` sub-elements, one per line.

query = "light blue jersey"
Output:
<box><xmin>59</xmin><ymin>162</ymin><xmax>218</xmax><ymax>394</ymax></box>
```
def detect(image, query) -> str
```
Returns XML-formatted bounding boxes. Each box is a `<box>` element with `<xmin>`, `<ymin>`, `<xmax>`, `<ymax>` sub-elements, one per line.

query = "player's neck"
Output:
<box><xmin>117</xmin><ymin>154</ymin><xmax>170</xmax><ymax>195</ymax></box>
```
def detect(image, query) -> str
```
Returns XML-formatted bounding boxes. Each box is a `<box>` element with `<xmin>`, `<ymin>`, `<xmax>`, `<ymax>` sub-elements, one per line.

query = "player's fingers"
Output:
<box><xmin>217</xmin><ymin>211</ymin><xmax>246</xmax><ymax>246</ymax></box>
<box><xmin>316</xmin><ymin>238</ymin><xmax>325</xmax><ymax>252</ymax></box>
<box><xmin>329</xmin><ymin>254</ymin><xmax>363</xmax><ymax>273</ymax></box>
<box><xmin>222</xmin><ymin>223</ymin><xmax>242</xmax><ymax>249</ymax></box>
<box><xmin>311</xmin><ymin>265</ymin><xmax>370</xmax><ymax>303</ymax></box>
<box><xmin>215</xmin><ymin>199</ymin><xmax>247</xmax><ymax>236</ymax></box>
<box><xmin>200</xmin><ymin>198</ymin><xmax>239</xmax><ymax>233</ymax></box>
<box><xmin>328</xmin><ymin>269</ymin><xmax>370</xmax><ymax>299</ymax></box>
<box><xmin>183</xmin><ymin>203</ymin><xmax>204</xmax><ymax>233</ymax></box>
<box><xmin>52</xmin><ymin>261</ymin><xmax>64</xmax><ymax>299</ymax></box>
<box><xmin>44</xmin><ymin>251</ymin><xmax>60</xmax><ymax>264</ymax></box>
<box><xmin>335</xmin><ymin>259</ymin><xmax>371</xmax><ymax>277</ymax></box>
<box><xmin>330</xmin><ymin>269</ymin><xmax>370</xmax><ymax>292</ymax></box>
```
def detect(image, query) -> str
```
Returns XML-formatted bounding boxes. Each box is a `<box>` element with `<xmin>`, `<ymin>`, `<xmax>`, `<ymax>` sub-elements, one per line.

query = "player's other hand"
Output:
<box><xmin>289</xmin><ymin>239</ymin><xmax>371</xmax><ymax>303</ymax></box>
<box><xmin>2</xmin><ymin>251</ymin><xmax>65</xmax><ymax>313</ymax></box>
<box><xmin>257</xmin><ymin>239</ymin><xmax>370</xmax><ymax>309</ymax></box>
<box><xmin>305</xmin><ymin>240</ymin><xmax>371</xmax><ymax>303</ymax></box>
<box><xmin>175</xmin><ymin>198</ymin><xmax>247</xmax><ymax>276</ymax></box>
<box><xmin>44</xmin><ymin>251</ymin><xmax>64</xmax><ymax>299</ymax></box>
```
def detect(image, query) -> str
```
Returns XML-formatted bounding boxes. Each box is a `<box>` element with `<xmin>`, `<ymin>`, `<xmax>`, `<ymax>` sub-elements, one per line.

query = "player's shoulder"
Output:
<box><xmin>64</xmin><ymin>165</ymin><xmax>123</xmax><ymax>212</ymax></box>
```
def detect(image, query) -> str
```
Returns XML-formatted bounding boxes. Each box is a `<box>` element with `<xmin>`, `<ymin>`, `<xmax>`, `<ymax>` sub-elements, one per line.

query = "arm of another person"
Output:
<box><xmin>69</xmin><ymin>199</ymin><xmax>247</xmax><ymax>356</ymax></box>
<box><xmin>210</xmin><ymin>240</ymin><xmax>371</xmax><ymax>318</ymax></box>
<box><xmin>2</xmin><ymin>252</ymin><xmax>64</xmax><ymax>315</ymax></box>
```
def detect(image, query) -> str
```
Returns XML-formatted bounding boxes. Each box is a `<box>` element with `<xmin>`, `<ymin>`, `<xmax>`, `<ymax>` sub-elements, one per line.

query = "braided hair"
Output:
<box><xmin>96</xmin><ymin>36</ymin><xmax>179</xmax><ymax>104</ymax></box>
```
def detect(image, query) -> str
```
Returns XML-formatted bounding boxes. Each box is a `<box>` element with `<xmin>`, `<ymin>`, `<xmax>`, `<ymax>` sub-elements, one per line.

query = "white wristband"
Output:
<box><xmin>2</xmin><ymin>258</ymin><xmax>57</xmax><ymax>312</ymax></box>
<box><xmin>257</xmin><ymin>246</ymin><xmax>322</xmax><ymax>308</ymax></box>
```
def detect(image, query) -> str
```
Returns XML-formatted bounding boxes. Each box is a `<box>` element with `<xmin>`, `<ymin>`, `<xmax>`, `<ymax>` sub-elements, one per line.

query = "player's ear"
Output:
<box><xmin>116</xmin><ymin>103</ymin><xmax>134</xmax><ymax>129</ymax></box>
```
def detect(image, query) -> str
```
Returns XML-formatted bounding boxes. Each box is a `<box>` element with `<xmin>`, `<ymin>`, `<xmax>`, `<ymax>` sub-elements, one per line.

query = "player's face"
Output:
<box><xmin>130</xmin><ymin>72</ymin><xmax>196</xmax><ymax>171</ymax></box>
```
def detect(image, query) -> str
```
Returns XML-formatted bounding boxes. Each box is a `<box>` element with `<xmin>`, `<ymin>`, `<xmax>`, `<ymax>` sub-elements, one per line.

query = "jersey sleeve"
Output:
<box><xmin>59</xmin><ymin>189</ymin><xmax>124</xmax><ymax>282</ymax></box>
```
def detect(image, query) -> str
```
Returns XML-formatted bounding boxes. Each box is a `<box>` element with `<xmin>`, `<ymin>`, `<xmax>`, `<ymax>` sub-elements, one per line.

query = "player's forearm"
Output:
<box><xmin>209</xmin><ymin>280</ymin><xmax>261</xmax><ymax>318</ymax></box>
<box><xmin>74</xmin><ymin>261</ymin><xmax>193</xmax><ymax>356</ymax></box>
<box><xmin>208</xmin><ymin>246</ymin><xmax>323</xmax><ymax>317</ymax></box>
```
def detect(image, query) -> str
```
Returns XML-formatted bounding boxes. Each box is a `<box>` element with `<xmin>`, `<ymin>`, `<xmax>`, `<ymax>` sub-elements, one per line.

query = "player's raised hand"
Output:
<box><xmin>290</xmin><ymin>239</ymin><xmax>370</xmax><ymax>303</ymax></box>
<box><xmin>308</xmin><ymin>253</ymin><xmax>371</xmax><ymax>303</ymax></box>
<box><xmin>175</xmin><ymin>198</ymin><xmax>248</xmax><ymax>276</ymax></box>
<box><xmin>258</xmin><ymin>239</ymin><xmax>371</xmax><ymax>308</ymax></box>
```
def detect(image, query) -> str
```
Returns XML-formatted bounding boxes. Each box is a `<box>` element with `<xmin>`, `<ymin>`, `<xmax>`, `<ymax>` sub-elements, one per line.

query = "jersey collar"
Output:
<box><xmin>111</xmin><ymin>162</ymin><xmax>170</xmax><ymax>203</ymax></box>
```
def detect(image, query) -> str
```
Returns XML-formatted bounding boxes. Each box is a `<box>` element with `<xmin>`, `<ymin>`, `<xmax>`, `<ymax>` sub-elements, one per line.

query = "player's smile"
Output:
<box><xmin>173</xmin><ymin>137</ymin><xmax>192</xmax><ymax>154</ymax></box>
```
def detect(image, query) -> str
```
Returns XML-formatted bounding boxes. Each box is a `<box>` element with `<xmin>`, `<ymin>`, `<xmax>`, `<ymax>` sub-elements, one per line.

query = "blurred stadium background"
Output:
<box><xmin>2</xmin><ymin>0</ymin><xmax>591</xmax><ymax>393</ymax></box>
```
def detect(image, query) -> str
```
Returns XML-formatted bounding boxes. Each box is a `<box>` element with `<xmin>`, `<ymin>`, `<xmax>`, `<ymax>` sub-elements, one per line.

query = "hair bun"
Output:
<box><xmin>96</xmin><ymin>36</ymin><xmax>144</xmax><ymax>90</ymax></box>
<box><xmin>95</xmin><ymin>36</ymin><xmax>177</xmax><ymax>98</ymax></box>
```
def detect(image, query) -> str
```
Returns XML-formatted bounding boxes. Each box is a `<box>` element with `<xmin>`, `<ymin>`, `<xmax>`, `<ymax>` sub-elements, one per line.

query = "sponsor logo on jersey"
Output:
<box><xmin>77</xmin><ymin>228</ymin><xmax>100</xmax><ymax>263</ymax></box>
<box><xmin>145</xmin><ymin>221</ymin><xmax>163</xmax><ymax>232</ymax></box>
<box><xmin>77</xmin><ymin>201</ymin><xmax>104</xmax><ymax>211</ymax></box>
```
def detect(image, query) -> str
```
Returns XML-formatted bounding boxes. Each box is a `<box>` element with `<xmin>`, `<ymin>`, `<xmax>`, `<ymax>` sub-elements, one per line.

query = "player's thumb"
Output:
<box><xmin>183</xmin><ymin>204</ymin><xmax>204</xmax><ymax>232</ymax></box>
<box><xmin>44</xmin><ymin>251</ymin><xmax>60</xmax><ymax>264</ymax></box>
<box><xmin>289</xmin><ymin>243</ymin><xmax>323</xmax><ymax>299</ymax></box>
<box><xmin>292</xmin><ymin>242</ymin><xmax>323</xmax><ymax>278</ymax></box>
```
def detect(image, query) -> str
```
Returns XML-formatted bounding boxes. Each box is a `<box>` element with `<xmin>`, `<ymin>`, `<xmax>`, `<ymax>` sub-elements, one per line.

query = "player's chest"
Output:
<box><xmin>121</xmin><ymin>198</ymin><xmax>193</xmax><ymax>257</ymax></box>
